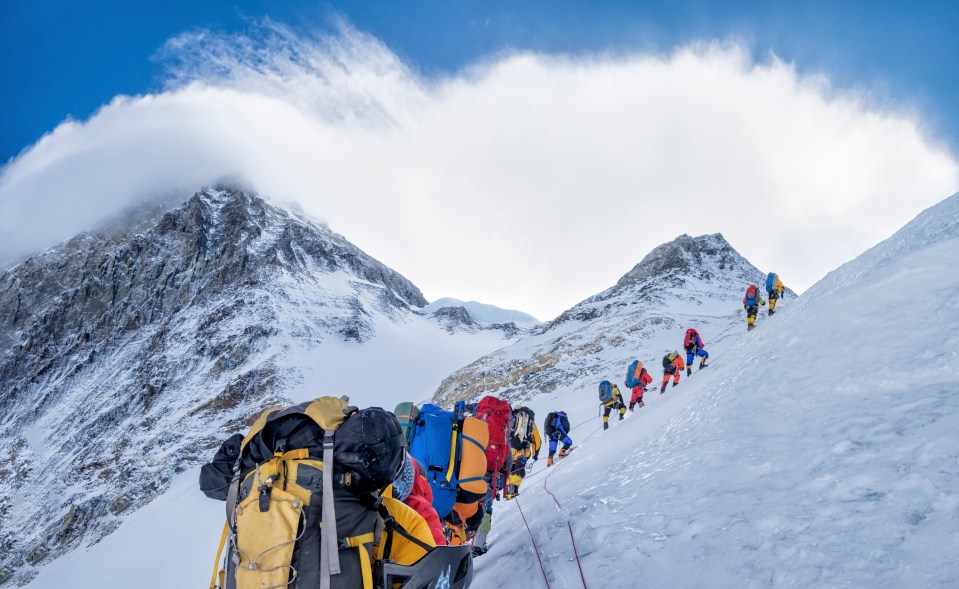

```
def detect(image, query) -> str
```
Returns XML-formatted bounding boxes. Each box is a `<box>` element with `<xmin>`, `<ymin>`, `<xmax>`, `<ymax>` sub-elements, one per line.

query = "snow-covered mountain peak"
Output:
<box><xmin>433</xmin><ymin>233</ymin><xmax>764</xmax><ymax>406</ymax></box>
<box><xmin>0</xmin><ymin>187</ymin><xmax>510</xmax><ymax>586</ymax></box>
<box><xmin>420</xmin><ymin>297</ymin><xmax>541</xmax><ymax>327</ymax></box>
<box><xmin>616</xmin><ymin>232</ymin><xmax>743</xmax><ymax>288</ymax></box>
<box><xmin>550</xmin><ymin>232</ymin><xmax>759</xmax><ymax>328</ymax></box>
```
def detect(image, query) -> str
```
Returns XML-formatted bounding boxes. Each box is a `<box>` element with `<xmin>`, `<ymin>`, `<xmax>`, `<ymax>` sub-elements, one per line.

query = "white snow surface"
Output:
<box><xmin>472</xmin><ymin>194</ymin><xmax>959</xmax><ymax>588</ymax></box>
<box><xmin>24</xmin><ymin>193</ymin><xmax>959</xmax><ymax>588</ymax></box>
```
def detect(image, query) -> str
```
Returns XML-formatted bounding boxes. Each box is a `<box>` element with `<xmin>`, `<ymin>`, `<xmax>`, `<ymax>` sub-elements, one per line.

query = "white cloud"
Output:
<box><xmin>1</xmin><ymin>22</ymin><xmax>956</xmax><ymax>320</ymax></box>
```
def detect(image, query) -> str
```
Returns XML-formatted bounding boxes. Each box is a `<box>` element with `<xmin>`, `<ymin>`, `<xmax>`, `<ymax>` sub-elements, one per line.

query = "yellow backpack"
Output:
<box><xmin>207</xmin><ymin>397</ymin><xmax>408</xmax><ymax>589</ymax></box>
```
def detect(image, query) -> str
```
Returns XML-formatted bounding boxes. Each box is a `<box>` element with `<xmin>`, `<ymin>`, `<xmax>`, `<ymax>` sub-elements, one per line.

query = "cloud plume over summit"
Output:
<box><xmin>1</xmin><ymin>21</ymin><xmax>956</xmax><ymax>319</ymax></box>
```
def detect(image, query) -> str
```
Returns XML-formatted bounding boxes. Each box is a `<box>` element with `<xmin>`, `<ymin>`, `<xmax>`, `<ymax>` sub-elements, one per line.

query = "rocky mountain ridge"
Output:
<box><xmin>0</xmin><ymin>187</ymin><xmax>514</xmax><ymax>586</ymax></box>
<box><xmin>432</xmin><ymin>233</ymin><xmax>768</xmax><ymax>406</ymax></box>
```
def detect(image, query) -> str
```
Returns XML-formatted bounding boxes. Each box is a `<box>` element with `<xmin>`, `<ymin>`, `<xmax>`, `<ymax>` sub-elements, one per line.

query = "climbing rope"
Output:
<box><xmin>515</xmin><ymin>497</ymin><xmax>553</xmax><ymax>589</ymax></box>
<box><xmin>541</xmin><ymin>427</ymin><xmax>597</xmax><ymax>589</ymax></box>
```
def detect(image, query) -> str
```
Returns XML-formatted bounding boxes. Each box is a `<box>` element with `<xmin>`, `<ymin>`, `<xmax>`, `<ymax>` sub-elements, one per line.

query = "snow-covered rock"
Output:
<box><xmin>433</xmin><ymin>233</ymin><xmax>767</xmax><ymax>406</ymax></box>
<box><xmin>420</xmin><ymin>298</ymin><xmax>542</xmax><ymax>328</ymax></box>
<box><xmin>0</xmin><ymin>187</ymin><xmax>518</xmax><ymax>586</ymax></box>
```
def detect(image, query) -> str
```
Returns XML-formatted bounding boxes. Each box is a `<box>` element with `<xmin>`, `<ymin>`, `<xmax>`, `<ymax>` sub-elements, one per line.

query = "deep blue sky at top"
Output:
<box><xmin>2</xmin><ymin>0</ymin><xmax>957</xmax><ymax>166</ymax></box>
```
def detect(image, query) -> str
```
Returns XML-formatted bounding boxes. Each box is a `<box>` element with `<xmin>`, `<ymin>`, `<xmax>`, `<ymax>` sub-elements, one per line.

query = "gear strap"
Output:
<box><xmin>342</xmin><ymin>533</ymin><xmax>376</xmax><ymax>589</ymax></box>
<box><xmin>208</xmin><ymin>522</ymin><xmax>229</xmax><ymax>589</ymax></box>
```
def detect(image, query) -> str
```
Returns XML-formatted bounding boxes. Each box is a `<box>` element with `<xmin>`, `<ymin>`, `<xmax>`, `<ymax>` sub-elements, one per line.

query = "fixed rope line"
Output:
<box><xmin>542</xmin><ymin>440</ymin><xmax>592</xmax><ymax>589</ymax></box>
<box><xmin>515</xmin><ymin>497</ymin><xmax>553</xmax><ymax>589</ymax></box>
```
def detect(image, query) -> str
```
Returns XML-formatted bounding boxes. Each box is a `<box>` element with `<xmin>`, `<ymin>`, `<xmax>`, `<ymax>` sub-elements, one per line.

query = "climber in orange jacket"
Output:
<box><xmin>660</xmin><ymin>351</ymin><xmax>684</xmax><ymax>393</ymax></box>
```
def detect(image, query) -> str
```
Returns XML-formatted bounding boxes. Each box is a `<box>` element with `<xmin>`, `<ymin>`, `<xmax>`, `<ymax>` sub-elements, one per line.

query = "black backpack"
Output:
<box><xmin>203</xmin><ymin>398</ymin><xmax>407</xmax><ymax>589</ymax></box>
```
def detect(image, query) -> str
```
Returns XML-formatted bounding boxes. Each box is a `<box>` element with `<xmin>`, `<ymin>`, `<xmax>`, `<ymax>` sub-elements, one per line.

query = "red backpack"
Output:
<box><xmin>473</xmin><ymin>396</ymin><xmax>512</xmax><ymax>496</ymax></box>
<box><xmin>684</xmin><ymin>328</ymin><xmax>698</xmax><ymax>348</ymax></box>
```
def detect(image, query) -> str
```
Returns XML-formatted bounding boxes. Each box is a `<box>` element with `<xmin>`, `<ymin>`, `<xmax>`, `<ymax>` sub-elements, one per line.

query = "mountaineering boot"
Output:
<box><xmin>699</xmin><ymin>360</ymin><xmax>708</xmax><ymax>370</ymax></box>
<box><xmin>672</xmin><ymin>381</ymin><xmax>678</xmax><ymax>387</ymax></box>
<box><xmin>547</xmin><ymin>456</ymin><xmax>554</xmax><ymax>467</ymax></box>
<box><xmin>619</xmin><ymin>412</ymin><xmax>624</xmax><ymax>421</ymax></box>
<box><xmin>603</xmin><ymin>421</ymin><xmax>609</xmax><ymax>431</ymax></box>
<box><xmin>686</xmin><ymin>366</ymin><xmax>692</xmax><ymax>377</ymax></box>
<box><xmin>638</xmin><ymin>400</ymin><xmax>645</xmax><ymax>408</ymax></box>
<box><xmin>747</xmin><ymin>324</ymin><xmax>755</xmax><ymax>331</ymax></box>
<box><xmin>558</xmin><ymin>447</ymin><xmax>570</xmax><ymax>457</ymax></box>
<box><xmin>472</xmin><ymin>544</ymin><xmax>489</xmax><ymax>557</ymax></box>
<box><xmin>768</xmin><ymin>308</ymin><xmax>775</xmax><ymax>316</ymax></box>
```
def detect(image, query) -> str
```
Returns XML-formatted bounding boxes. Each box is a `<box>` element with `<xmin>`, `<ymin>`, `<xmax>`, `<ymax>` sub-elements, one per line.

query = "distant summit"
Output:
<box><xmin>433</xmin><ymin>233</ymin><xmax>764</xmax><ymax>406</ymax></box>
<box><xmin>420</xmin><ymin>298</ymin><xmax>541</xmax><ymax>327</ymax></box>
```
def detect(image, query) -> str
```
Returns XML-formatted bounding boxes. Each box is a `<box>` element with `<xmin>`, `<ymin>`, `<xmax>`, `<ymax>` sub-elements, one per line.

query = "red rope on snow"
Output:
<box><xmin>515</xmin><ymin>497</ymin><xmax>553</xmax><ymax>589</ymax></box>
<box><xmin>542</xmin><ymin>430</ymin><xmax>597</xmax><ymax>589</ymax></box>
<box><xmin>567</xmin><ymin>521</ymin><xmax>589</xmax><ymax>589</ymax></box>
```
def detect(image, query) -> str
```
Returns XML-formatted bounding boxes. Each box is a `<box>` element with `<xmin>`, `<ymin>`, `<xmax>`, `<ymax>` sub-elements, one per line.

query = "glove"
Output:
<box><xmin>743</xmin><ymin>304</ymin><xmax>747</xmax><ymax>311</ymax></box>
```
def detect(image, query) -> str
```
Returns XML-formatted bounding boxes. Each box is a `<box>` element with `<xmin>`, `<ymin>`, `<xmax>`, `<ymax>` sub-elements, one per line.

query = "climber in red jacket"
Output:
<box><xmin>392</xmin><ymin>453</ymin><xmax>447</xmax><ymax>545</ymax></box>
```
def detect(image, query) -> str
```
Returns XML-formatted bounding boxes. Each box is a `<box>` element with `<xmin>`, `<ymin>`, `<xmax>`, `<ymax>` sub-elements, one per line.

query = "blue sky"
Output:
<box><xmin>3</xmin><ymin>0</ymin><xmax>957</xmax><ymax>164</ymax></box>
<box><xmin>2</xmin><ymin>1</ymin><xmax>958</xmax><ymax>319</ymax></box>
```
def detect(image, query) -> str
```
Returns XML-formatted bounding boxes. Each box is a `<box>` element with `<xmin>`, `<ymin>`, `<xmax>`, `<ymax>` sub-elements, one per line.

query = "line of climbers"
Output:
<box><xmin>743</xmin><ymin>271</ymin><xmax>787</xmax><ymax>331</ymax></box>
<box><xmin>197</xmin><ymin>274</ymin><xmax>788</xmax><ymax>589</ymax></box>
<box><xmin>200</xmin><ymin>394</ymin><xmax>551</xmax><ymax>588</ymax></box>
<box><xmin>595</xmin><ymin>326</ymin><xmax>709</xmax><ymax>429</ymax></box>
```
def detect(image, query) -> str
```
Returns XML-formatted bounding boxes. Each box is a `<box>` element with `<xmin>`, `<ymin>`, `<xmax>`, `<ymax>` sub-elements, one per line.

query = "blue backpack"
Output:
<box><xmin>765</xmin><ymin>272</ymin><xmax>777</xmax><ymax>293</ymax></box>
<box><xmin>407</xmin><ymin>402</ymin><xmax>486</xmax><ymax>519</ymax></box>
<box><xmin>745</xmin><ymin>284</ymin><xmax>759</xmax><ymax>307</ymax></box>
<box><xmin>625</xmin><ymin>360</ymin><xmax>640</xmax><ymax>388</ymax></box>
<box><xmin>598</xmin><ymin>380</ymin><xmax>613</xmax><ymax>403</ymax></box>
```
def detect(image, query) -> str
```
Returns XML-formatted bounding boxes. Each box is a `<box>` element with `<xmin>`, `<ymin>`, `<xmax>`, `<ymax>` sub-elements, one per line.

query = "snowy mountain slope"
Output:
<box><xmin>433</xmin><ymin>233</ymin><xmax>769</xmax><ymax>406</ymax></box>
<box><xmin>15</xmin><ymin>230</ymin><xmax>784</xmax><ymax>589</ymax></box>
<box><xmin>420</xmin><ymin>297</ymin><xmax>542</xmax><ymax>327</ymax></box>
<box><xmin>472</xmin><ymin>193</ymin><xmax>959</xmax><ymax>588</ymax></box>
<box><xmin>0</xmin><ymin>188</ymin><xmax>518</xmax><ymax>586</ymax></box>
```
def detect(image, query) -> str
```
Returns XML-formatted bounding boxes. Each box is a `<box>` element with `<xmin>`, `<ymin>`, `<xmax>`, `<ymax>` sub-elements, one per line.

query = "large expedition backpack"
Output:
<box><xmin>472</xmin><ymin>396</ymin><xmax>512</xmax><ymax>491</ymax></box>
<box><xmin>765</xmin><ymin>272</ymin><xmax>777</xmax><ymax>293</ymax></box>
<box><xmin>598</xmin><ymin>380</ymin><xmax>614</xmax><ymax>403</ymax></box>
<box><xmin>625</xmin><ymin>360</ymin><xmax>643</xmax><ymax>388</ymax></box>
<box><xmin>745</xmin><ymin>284</ymin><xmax>758</xmax><ymax>306</ymax></box>
<box><xmin>684</xmin><ymin>328</ymin><xmax>698</xmax><ymax>350</ymax></box>
<box><xmin>205</xmin><ymin>397</ymin><xmax>406</xmax><ymax>589</ymax></box>
<box><xmin>407</xmin><ymin>403</ymin><xmax>489</xmax><ymax>521</ymax></box>
<box><xmin>510</xmin><ymin>406</ymin><xmax>535</xmax><ymax>450</ymax></box>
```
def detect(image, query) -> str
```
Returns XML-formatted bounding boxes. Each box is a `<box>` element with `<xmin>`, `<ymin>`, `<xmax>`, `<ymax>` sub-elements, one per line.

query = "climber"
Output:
<box><xmin>201</xmin><ymin>397</ymin><xmax>450</xmax><ymax>589</ymax></box>
<box><xmin>503</xmin><ymin>406</ymin><xmax>541</xmax><ymax>500</ymax></box>
<box><xmin>660</xmin><ymin>351</ymin><xmax>684</xmax><ymax>393</ymax></box>
<box><xmin>743</xmin><ymin>283</ymin><xmax>766</xmax><ymax>331</ymax></box>
<box><xmin>625</xmin><ymin>359</ymin><xmax>653</xmax><ymax>410</ymax></box>
<box><xmin>543</xmin><ymin>410</ymin><xmax>573</xmax><ymax>466</ymax></box>
<box><xmin>601</xmin><ymin>382</ymin><xmax>627</xmax><ymax>430</ymax></box>
<box><xmin>683</xmin><ymin>328</ymin><xmax>709</xmax><ymax>375</ymax></box>
<box><xmin>765</xmin><ymin>272</ymin><xmax>786</xmax><ymax>315</ymax></box>
<box><xmin>389</xmin><ymin>453</ymin><xmax>447</xmax><ymax>546</ymax></box>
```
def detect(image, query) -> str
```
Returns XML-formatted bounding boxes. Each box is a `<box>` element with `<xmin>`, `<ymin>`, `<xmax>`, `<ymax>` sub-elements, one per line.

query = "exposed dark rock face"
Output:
<box><xmin>0</xmin><ymin>187</ymin><xmax>427</xmax><ymax>585</ymax></box>
<box><xmin>433</xmin><ymin>233</ymin><xmax>766</xmax><ymax>407</ymax></box>
<box><xmin>430</xmin><ymin>306</ymin><xmax>478</xmax><ymax>333</ymax></box>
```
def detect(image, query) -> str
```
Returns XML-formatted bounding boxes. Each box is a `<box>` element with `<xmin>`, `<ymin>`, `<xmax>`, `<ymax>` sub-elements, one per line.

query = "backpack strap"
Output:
<box><xmin>342</xmin><ymin>533</ymin><xmax>376</xmax><ymax>589</ymax></box>
<box><xmin>446</xmin><ymin>422</ymin><xmax>461</xmax><ymax>484</ymax></box>
<box><xmin>320</xmin><ymin>432</ymin><xmax>340</xmax><ymax>589</ymax></box>
<box><xmin>208</xmin><ymin>522</ymin><xmax>229</xmax><ymax>589</ymax></box>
